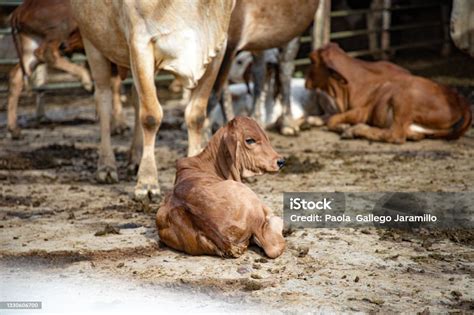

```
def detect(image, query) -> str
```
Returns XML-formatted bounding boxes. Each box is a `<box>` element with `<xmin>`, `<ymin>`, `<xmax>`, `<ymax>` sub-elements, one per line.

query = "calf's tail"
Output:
<box><xmin>445</xmin><ymin>95</ymin><xmax>472</xmax><ymax>140</ymax></box>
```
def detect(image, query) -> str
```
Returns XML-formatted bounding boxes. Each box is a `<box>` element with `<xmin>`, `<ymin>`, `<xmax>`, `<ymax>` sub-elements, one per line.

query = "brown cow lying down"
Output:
<box><xmin>156</xmin><ymin>117</ymin><xmax>286</xmax><ymax>258</ymax></box>
<box><xmin>305</xmin><ymin>43</ymin><xmax>472</xmax><ymax>143</ymax></box>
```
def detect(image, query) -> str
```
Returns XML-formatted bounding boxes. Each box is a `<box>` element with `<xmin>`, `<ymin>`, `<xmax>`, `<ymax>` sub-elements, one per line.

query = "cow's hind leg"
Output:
<box><xmin>129</xmin><ymin>41</ymin><xmax>162</xmax><ymax>201</ymax></box>
<box><xmin>7</xmin><ymin>34</ymin><xmax>41</xmax><ymax>139</ymax></box>
<box><xmin>46</xmin><ymin>46</ymin><xmax>93</xmax><ymax>92</ymax></box>
<box><xmin>278</xmin><ymin>37</ymin><xmax>300</xmax><ymax>136</ymax></box>
<box><xmin>83</xmin><ymin>38</ymin><xmax>118</xmax><ymax>183</ymax></box>
<box><xmin>7</xmin><ymin>64</ymin><xmax>24</xmax><ymax>139</ymax></box>
<box><xmin>186</xmin><ymin>48</ymin><xmax>225</xmax><ymax>156</ymax></box>
<box><xmin>110</xmin><ymin>73</ymin><xmax>128</xmax><ymax>135</ymax></box>
<box><xmin>128</xmin><ymin>85</ymin><xmax>142</xmax><ymax>175</ymax></box>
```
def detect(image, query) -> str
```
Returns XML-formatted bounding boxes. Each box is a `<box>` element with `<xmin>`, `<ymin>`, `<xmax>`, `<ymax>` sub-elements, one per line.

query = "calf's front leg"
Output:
<box><xmin>327</xmin><ymin>108</ymin><xmax>369</xmax><ymax>134</ymax></box>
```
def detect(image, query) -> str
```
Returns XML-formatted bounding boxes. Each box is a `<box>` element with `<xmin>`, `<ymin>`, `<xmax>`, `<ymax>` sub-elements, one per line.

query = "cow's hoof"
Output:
<box><xmin>134</xmin><ymin>184</ymin><xmax>161</xmax><ymax>203</ymax></box>
<box><xmin>8</xmin><ymin>128</ymin><xmax>22</xmax><ymax>140</ymax></box>
<box><xmin>111</xmin><ymin>119</ymin><xmax>129</xmax><ymax>136</ymax></box>
<box><xmin>82</xmin><ymin>80</ymin><xmax>94</xmax><ymax>92</ymax></box>
<box><xmin>280</xmin><ymin>125</ymin><xmax>299</xmax><ymax>137</ymax></box>
<box><xmin>96</xmin><ymin>166</ymin><xmax>119</xmax><ymax>184</ymax></box>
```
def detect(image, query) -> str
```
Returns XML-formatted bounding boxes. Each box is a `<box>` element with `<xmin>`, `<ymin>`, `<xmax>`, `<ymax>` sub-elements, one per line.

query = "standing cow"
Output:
<box><xmin>211</xmin><ymin>0</ymin><xmax>320</xmax><ymax>134</ymax></box>
<box><xmin>71</xmin><ymin>0</ymin><xmax>235</xmax><ymax>201</ymax></box>
<box><xmin>7</xmin><ymin>0</ymin><xmax>127</xmax><ymax>139</ymax></box>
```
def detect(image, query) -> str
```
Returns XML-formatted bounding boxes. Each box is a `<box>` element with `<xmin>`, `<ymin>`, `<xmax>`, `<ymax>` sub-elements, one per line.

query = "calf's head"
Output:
<box><xmin>305</xmin><ymin>43</ymin><xmax>348</xmax><ymax>90</ymax></box>
<box><xmin>221</xmin><ymin>116</ymin><xmax>284</xmax><ymax>179</ymax></box>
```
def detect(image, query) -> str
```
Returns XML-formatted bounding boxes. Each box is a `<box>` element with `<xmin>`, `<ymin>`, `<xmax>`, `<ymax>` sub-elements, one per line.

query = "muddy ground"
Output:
<box><xmin>0</xmin><ymin>53</ymin><xmax>473</xmax><ymax>314</ymax></box>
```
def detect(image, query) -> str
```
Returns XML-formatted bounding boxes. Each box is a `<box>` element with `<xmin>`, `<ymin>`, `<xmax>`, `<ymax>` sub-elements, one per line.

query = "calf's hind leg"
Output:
<box><xmin>254</xmin><ymin>215</ymin><xmax>285</xmax><ymax>259</ymax></box>
<box><xmin>342</xmin><ymin>122</ymin><xmax>409</xmax><ymax>144</ymax></box>
<box><xmin>157</xmin><ymin>207</ymin><xmax>220</xmax><ymax>256</ymax></box>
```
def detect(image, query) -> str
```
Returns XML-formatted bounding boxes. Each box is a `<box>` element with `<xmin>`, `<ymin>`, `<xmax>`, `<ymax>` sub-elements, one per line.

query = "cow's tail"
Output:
<box><xmin>10</xmin><ymin>11</ymin><xmax>29</xmax><ymax>87</ymax></box>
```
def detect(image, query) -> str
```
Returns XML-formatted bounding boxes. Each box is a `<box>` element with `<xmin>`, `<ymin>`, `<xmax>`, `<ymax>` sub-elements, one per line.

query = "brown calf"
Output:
<box><xmin>305</xmin><ymin>43</ymin><xmax>472</xmax><ymax>143</ymax></box>
<box><xmin>156</xmin><ymin>116</ymin><xmax>286</xmax><ymax>258</ymax></box>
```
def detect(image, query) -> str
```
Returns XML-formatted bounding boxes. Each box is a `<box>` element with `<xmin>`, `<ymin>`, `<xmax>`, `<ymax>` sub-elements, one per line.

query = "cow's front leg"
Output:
<box><xmin>186</xmin><ymin>48</ymin><xmax>225</xmax><ymax>156</ymax></box>
<box><xmin>130</xmin><ymin>42</ymin><xmax>162</xmax><ymax>201</ymax></box>
<box><xmin>83</xmin><ymin>39</ymin><xmax>118</xmax><ymax>183</ymax></box>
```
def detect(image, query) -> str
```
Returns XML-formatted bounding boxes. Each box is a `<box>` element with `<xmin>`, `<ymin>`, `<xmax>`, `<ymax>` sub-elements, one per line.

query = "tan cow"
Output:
<box><xmin>211</xmin><ymin>0</ymin><xmax>320</xmax><ymax>133</ymax></box>
<box><xmin>305</xmin><ymin>43</ymin><xmax>472</xmax><ymax>143</ymax></box>
<box><xmin>71</xmin><ymin>0</ymin><xmax>235</xmax><ymax>200</ymax></box>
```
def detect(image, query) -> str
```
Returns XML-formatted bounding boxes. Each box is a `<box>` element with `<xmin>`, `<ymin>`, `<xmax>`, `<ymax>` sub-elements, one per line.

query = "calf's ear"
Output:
<box><xmin>321</xmin><ymin>50</ymin><xmax>348</xmax><ymax>85</ymax></box>
<box><xmin>224</xmin><ymin>121</ymin><xmax>241</xmax><ymax>166</ymax></box>
<box><xmin>222</xmin><ymin>123</ymin><xmax>242</xmax><ymax>181</ymax></box>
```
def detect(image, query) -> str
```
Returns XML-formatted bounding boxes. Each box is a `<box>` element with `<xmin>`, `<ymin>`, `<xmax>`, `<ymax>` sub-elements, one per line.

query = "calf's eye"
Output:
<box><xmin>245</xmin><ymin>138</ymin><xmax>256</xmax><ymax>145</ymax></box>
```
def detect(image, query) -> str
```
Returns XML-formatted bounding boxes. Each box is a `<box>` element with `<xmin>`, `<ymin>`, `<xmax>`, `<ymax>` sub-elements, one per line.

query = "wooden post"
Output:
<box><xmin>440</xmin><ymin>3</ymin><xmax>452</xmax><ymax>57</ymax></box>
<box><xmin>381</xmin><ymin>0</ymin><xmax>392</xmax><ymax>60</ymax></box>
<box><xmin>367</xmin><ymin>0</ymin><xmax>383</xmax><ymax>59</ymax></box>
<box><xmin>313</xmin><ymin>0</ymin><xmax>331</xmax><ymax>50</ymax></box>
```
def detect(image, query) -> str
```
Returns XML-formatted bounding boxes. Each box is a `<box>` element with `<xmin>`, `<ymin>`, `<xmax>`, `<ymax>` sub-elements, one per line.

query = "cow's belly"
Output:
<box><xmin>234</xmin><ymin>0</ymin><xmax>317</xmax><ymax>51</ymax></box>
<box><xmin>70</xmin><ymin>1</ymin><xmax>130</xmax><ymax>67</ymax></box>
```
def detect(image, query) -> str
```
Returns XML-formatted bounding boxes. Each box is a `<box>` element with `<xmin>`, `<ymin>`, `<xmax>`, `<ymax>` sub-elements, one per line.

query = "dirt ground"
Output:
<box><xmin>0</xmin><ymin>53</ymin><xmax>473</xmax><ymax>314</ymax></box>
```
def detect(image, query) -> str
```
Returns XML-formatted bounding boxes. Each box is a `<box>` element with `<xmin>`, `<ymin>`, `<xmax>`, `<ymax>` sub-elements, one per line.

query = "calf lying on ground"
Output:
<box><xmin>305</xmin><ymin>43</ymin><xmax>472</xmax><ymax>143</ymax></box>
<box><xmin>156</xmin><ymin>116</ymin><xmax>286</xmax><ymax>258</ymax></box>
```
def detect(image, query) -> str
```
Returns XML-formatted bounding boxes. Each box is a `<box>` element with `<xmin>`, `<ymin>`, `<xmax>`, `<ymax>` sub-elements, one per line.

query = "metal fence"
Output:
<box><xmin>0</xmin><ymin>0</ymin><xmax>452</xmax><ymax>92</ymax></box>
